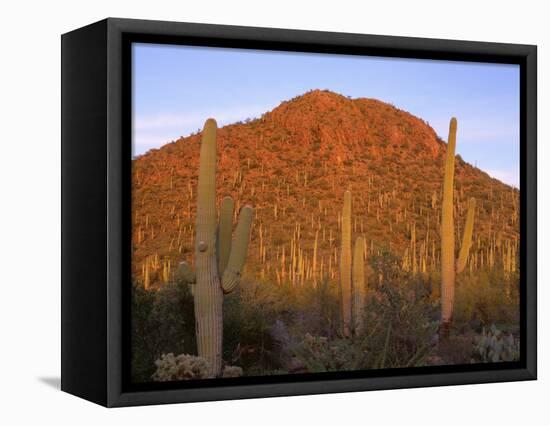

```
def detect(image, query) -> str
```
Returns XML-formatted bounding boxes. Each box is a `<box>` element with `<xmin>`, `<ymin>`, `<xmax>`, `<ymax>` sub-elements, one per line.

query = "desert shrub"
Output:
<box><xmin>313</xmin><ymin>278</ymin><xmax>341</xmax><ymax>339</ymax></box>
<box><xmin>363</xmin><ymin>252</ymin><xmax>438</xmax><ymax>368</ymax></box>
<box><xmin>292</xmin><ymin>334</ymin><xmax>367</xmax><ymax>373</ymax></box>
<box><xmin>362</xmin><ymin>282</ymin><xmax>437</xmax><ymax>368</ymax></box>
<box><xmin>453</xmin><ymin>269</ymin><xmax>519</xmax><ymax>331</ymax></box>
<box><xmin>223</xmin><ymin>280</ymin><xmax>283</xmax><ymax>375</ymax></box>
<box><xmin>290</xmin><ymin>254</ymin><xmax>437</xmax><ymax>373</ymax></box>
<box><xmin>151</xmin><ymin>280</ymin><xmax>196</xmax><ymax>352</ymax></box>
<box><xmin>131</xmin><ymin>283</ymin><xmax>156</xmax><ymax>382</ymax></box>
<box><xmin>471</xmin><ymin>325</ymin><xmax>520</xmax><ymax>363</ymax></box>
<box><xmin>316</xmin><ymin>179</ymin><xmax>331</xmax><ymax>190</ymax></box>
<box><xmin>131</xmin><ymin>279</ymin><xmax>196</xmax><ymax>383</ymax></box>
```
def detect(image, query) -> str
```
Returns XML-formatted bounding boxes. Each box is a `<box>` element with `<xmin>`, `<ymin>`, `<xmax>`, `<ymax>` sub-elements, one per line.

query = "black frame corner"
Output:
<box><xmin>61</xmin><ymin>17</ymin><xmax>537</xmax><ymax>407</ymax></box>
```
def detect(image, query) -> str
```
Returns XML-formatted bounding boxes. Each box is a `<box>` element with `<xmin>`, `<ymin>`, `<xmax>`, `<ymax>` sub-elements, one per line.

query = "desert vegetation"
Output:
<box><xmin>131</xmin><ymin>90</ymin><xmax>520</xmax><ymax>382</ymax></box>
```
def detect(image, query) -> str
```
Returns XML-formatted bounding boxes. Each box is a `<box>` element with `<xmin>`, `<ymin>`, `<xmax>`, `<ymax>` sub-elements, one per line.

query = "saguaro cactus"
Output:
<box><xmin>340</xmin><ymin>191</ymin><xmax>367</xmax><ymax>337</ymax></box>
<box><xmin>440</xmin><ymin>117</ymin><xmax>476</xmax><ymax>337</ymax></box>
<box><xmin>352</xmin><ymin>236</ymin><xmax>366</xmax><ymax>334</ymax></box>
<box><xmin>181</xmin><ymin>118</ymin><xmax>254</xmax><ymax>377</ymax></box>
<box><xmin>340</xmin><ymin>191</ymin><xmax>352</xmax><ymax>336</ymax></box>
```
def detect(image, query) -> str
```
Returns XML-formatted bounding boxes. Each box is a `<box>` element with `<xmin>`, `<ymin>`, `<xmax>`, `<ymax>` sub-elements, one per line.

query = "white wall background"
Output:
<box><xmin>0</xmin><ymin>0</ymin><xmax>546</xmax><ymax>423</ymax></box>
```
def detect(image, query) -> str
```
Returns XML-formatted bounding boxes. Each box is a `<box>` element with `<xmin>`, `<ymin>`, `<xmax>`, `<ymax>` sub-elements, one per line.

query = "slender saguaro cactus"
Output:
<box><xmin>340</xmin><ymin>191</ymin><xmax>352</xmax><ymax>337</ymax></box>
<box><xmin>440</xmin><ymin>117</ymin><xmax>476</xmax><ymax>337</ymax></box>
<box><xmin>352</xmin><ymin>236</ymin><xmax>366</xmax><ymax>334</ymax></box>
<box><xmin>339</xmin><ymin>191</ymin><xmax>367</xmax><ymax>337</ymax></box>
<box><xmin>182</xmin><ymin>118</ymin><xmax>254</xmax><ymax>377</ymax></box>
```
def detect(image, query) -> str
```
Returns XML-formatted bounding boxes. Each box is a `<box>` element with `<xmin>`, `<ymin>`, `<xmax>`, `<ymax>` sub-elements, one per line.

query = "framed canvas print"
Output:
<box><xmin>61</xmin><ymin>18</ymin><xmax>537</xmax><ymax>407</ymax></box>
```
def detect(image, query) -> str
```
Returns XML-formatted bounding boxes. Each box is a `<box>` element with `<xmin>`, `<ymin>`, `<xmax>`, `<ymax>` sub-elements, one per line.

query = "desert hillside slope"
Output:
<box><xmin>132</xmin><ymin>89</ymin><xmax>519</xmax><ymax>286</ymax></box>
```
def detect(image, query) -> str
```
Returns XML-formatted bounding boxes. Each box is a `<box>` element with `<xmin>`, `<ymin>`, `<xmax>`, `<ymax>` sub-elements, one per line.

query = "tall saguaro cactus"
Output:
<box><xmin>340</xmin><ymin>190</ymin><xmax>367</xmax><ymax>337</ymax></box>
<box><xmin>181</xmin><ymin>118</ymin><xmax>254</xmax><ymax>377</ymax></box>
<box><xmin>440</xmin><ymin>117</ymin><xmax>476</xmax><ymax>337</ymax></box>
<box><xmin>352</xmin><ymin>236</ymin><xmax>366</xmax><ymax>334</ymax></box>
<box><xmin>340</xmin><ymin>191</ymin><xmax>352</xmax><ymax>337</ymax></box>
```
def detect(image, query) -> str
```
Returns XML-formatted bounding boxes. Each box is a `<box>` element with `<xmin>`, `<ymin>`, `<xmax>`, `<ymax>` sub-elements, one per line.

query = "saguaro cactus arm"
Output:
<box><xmin>221</xmin><ymin>205</ymin><xmax>254</xmax><ymax>294</ymax></box>
<box><xmin>456</xmin><ymin>197</ymin><xmax>476</xmax><ymax>273</ymax></box>
<box><xmin>217</xmin><ymin>196</ymin><xmax>235</xmax><ymax>275</ymax></box>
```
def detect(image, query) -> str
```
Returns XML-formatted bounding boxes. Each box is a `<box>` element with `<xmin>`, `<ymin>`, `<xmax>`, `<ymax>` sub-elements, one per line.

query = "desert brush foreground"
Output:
<box><xmin>131</xmin><ymin>90</ymin><xmax>520</xmax><ymax>382</ymax></box>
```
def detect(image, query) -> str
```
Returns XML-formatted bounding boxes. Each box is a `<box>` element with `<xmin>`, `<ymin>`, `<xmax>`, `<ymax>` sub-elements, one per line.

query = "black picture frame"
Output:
<box><xmin>61</xmin><ymin>17</ymin><xmax>537</xmax><ymax>407</ymax></box>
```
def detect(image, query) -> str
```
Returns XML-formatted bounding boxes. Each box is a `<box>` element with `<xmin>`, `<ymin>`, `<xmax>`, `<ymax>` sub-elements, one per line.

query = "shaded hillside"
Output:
<box><xmin>131</xmin><ymin>90</ymin><xmax>519</xmax><ymax>287</ymax></box>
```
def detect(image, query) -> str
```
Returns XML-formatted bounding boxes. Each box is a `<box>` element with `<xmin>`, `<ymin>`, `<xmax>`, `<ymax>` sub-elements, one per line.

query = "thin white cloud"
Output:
<box><xmin>132</xmin><ymin>135</ymin><xmax>175</xmax><ymax>157</ymax></box>
<box><xmin>134</xmin><ymin>105</ymin><xmax>270</xmax><ymax>131</ymax></box>
<box><xmin>484</xmin><ymin>168</ymin><xmax>519</xmax><ymax>188</ymax></box>
<box><xmin>133</xmin><ymin>105</ymin><xmax>272</xmax><ymax>156</ymax></box>
<box><xmin>430</xmin><ymin>117</ymin><xmax>519</xmax><ymax>144</ymax></box>
<box><xmin>134</xmin><ymin>114</ymin><xmax>198</xmax><ymax>131</ymax></box>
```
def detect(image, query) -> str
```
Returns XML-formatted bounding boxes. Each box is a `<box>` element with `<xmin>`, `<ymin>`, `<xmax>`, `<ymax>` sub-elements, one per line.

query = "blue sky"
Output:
<box><xmin>133</xmin><ymin>43</ymin><xmax>520</xmax><ymax>187</ymax></box>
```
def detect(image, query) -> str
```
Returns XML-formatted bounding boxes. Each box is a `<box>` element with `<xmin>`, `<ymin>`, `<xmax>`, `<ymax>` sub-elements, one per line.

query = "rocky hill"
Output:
<box><xmin>131</xmin><ymin>90</ymin><xmax>519</xmax><ymax>287</ymax></box>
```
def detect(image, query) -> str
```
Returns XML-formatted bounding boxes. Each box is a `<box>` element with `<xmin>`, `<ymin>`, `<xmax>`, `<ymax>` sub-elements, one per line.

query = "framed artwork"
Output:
<box><xmin>61</xmin><ymin>18</ymin><xmax>537</xmax><ymax>407</ymax></box>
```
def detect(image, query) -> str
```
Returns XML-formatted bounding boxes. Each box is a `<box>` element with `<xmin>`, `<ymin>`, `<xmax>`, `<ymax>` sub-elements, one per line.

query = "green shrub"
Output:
<box><xmin>223</xmin><ymin>280</ymin><xmax>283</xmax><ymax>375</ymax></box>
<box><xmin>292</xmin><ymin>334</ymin><xmax>366</xmax><ymax>373</ymax></box>
<box><xmin>453</xmin><ymin>269</ymin><xmax>519</xmax><ymax>331</ymax></box>
<box><xmin>362</xmin><ymin>252</ymin><xmax>438</xmax><ymax>368</ymax></box>
<box><xmin>291</xmin><ymin>253</ymin><xmax>437</xmax><ymax>373</ymax></box>
<box><xmin>131</xmin><ymin>279</ymin><xmax>196</xmax><ymax>382</ymax></box>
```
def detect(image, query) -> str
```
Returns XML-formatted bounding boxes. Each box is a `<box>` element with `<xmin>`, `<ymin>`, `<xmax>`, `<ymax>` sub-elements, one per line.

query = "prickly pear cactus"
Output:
<box><xmin>472</xmin><ymin>325</ymin><xmax>520</xmax><ymax>363</ymax></box>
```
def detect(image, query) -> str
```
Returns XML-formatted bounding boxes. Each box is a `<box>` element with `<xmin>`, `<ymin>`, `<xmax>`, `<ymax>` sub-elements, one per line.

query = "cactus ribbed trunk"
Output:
<box><xmin>440</xmin><ymin>117</ymin><xmax>476</xmax><ymax>338</ymax></box>
<box><xmin>340</xmin><ymin>190</ymin><xmax>352</xmax><ymax>337</ymax></box>
<box><xmin>194</xmin><ymin>119</ymin><xmax>223</xmax><ymax>376</ymax></box>
<box><xmin>353</xmin><ymin>236</ymin><xmax>366</xmax><ymax>334</ymax></box>
<box><xmin>441</xmin><ymin>118</ymin><xmax>457</xmax><ymax>328</ymax></box>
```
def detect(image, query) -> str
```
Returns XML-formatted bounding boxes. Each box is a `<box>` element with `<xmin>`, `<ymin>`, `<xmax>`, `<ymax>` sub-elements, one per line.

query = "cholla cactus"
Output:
<box><xmin>182</xmin><ymin>119</ymin><xmax>254</xmax><ymax>377</ymax></box>
<box><xmin>221</xmin><ymin>365</ymin><xmax>244</xmax><ymax>378</ymax></box>
<box><xmin>440</xmin><ymin>117</ymin><xmax>476</xmax><ymax>337</ymax></box>
<box><xmin>152</xmin><ymin>353</ymin><xmax>211</xmax><ymax>381</ymax></box>
<box><xmin>472</xmin><ymin>325</ymin><xmax>520</xmax><ymax>363</ymax></box>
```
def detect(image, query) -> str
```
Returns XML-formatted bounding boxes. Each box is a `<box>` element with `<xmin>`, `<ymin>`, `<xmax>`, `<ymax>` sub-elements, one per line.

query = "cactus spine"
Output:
<box><xmin>189</xmin><ymin>118</ymin><xmax>254</xmax><ymax>377</ymax></box>
<box><xmin>440</xmin><ymin>117</ymin><xmax>476</xmax><ymax>337</ymax></box>
<box><xmin>340</xmin><ymin>191</ymin><xmax>367</xmax><ymax>337</ymax></box>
